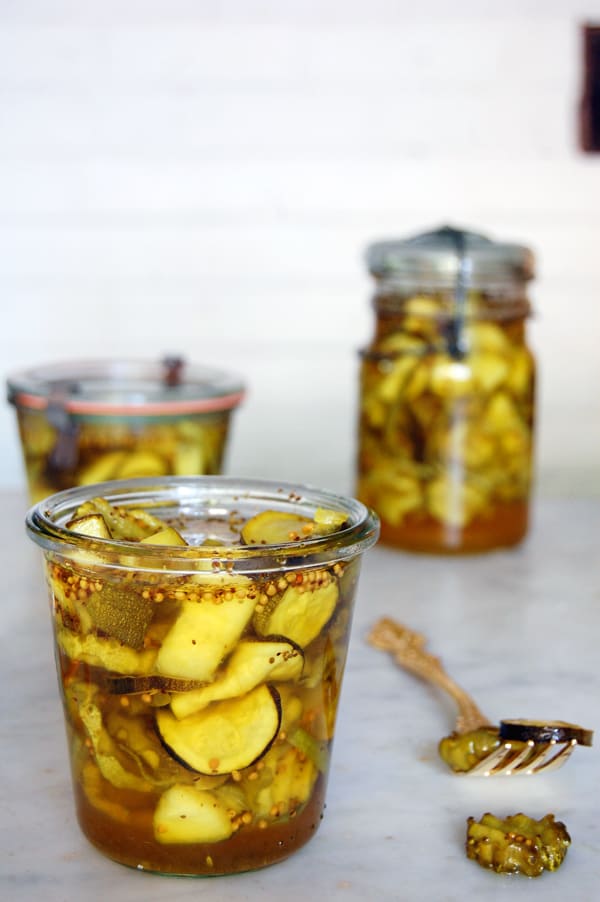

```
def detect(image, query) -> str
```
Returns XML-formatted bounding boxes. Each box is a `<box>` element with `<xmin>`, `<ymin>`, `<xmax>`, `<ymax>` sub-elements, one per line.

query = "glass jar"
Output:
<box><xmin>7</xmin><ymin>358</ymin><xmax>245</xmax><ymax>503</ymax></box>
<box><xmin>26</xmin><ymin>476</ymin><xmax>379</xmax><ymax>875</ymax></box>
<box><xmin>356</xmin><ymin>226</ymin><xmax>536</xmax><ymax>554</ymax></box>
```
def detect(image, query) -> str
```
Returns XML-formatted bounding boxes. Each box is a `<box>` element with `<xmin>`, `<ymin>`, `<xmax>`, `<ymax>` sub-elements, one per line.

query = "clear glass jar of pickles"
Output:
<box><xmin>7</xmin><ymin>358</ymin><xmax>245</xmax><ymax>503</ymax></box>
<box><xmin>356</xmin><ymin>226</ymin><xmax>536</xmax><ymax>553</ymax></box>
<box><xmin>26</xmin><ymin>476</ymin><xmax>379</xmax><ymax>875</ymax></box>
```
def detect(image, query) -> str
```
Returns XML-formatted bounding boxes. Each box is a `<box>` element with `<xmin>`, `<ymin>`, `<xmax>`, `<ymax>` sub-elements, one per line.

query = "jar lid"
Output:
<box><xmin>7</xmin><ymin>358</ymin><xmax>245</xmax><ymax>416</ymax></box>
<box><xmin>366</xmin><ymin>225</ymin><xmax>535</xmax><ymax>287</ymax></box>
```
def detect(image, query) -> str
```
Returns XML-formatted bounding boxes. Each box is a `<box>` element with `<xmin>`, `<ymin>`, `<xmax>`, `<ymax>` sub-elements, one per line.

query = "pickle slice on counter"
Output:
<box><xmin>466</xmin><ymin>812</ymin><xmax>570</xmax><ymax>876</ymax></box>
<box><xmin>153</xmin><ymin>785</ymin><xmax>234</xmax><ymax>844</ymax></box>
<box><xmin>253</xmin><ymin>576</ymin><xmax>339</xmax><ymax>649</ymax></box>
<box><xmin>156</xmin><ymin>684</ymin><xmax>282</xmax><ymax>775</ymax></box>
<box><xmin>499</xmin><ymin>719</ymin><xmax>593</xmax><ymax>747</ymax></box>
<box><xmin>170</xmin><ymin>638</ymin><xmax>304</xmax><ymax>719</ymax></box>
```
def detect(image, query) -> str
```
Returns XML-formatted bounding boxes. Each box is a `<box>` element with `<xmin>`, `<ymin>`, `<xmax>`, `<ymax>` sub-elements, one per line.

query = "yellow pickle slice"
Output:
<box><xmin>169</xmin><ymin>638</ymin><xmax>304</xmax><ymax>719</ymax></box>
<box><xmin>156</xmin><ymin>684</ymin><xmax>282</xmax><ymax>775</ymax></box>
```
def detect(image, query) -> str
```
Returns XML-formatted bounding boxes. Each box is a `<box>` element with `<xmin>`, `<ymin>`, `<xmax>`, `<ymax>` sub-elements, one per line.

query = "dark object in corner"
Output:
<box><xmin>580</xmin><ymin>24</ymin><xmax>600</xmax><ymax>152</ymax></box>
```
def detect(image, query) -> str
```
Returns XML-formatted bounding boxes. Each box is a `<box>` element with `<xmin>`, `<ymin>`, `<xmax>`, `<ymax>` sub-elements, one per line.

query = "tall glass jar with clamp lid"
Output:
<box><xmin>356</xmin><ymin>226</ymin><xmax>536</xmax><ymax>553</ymax></box>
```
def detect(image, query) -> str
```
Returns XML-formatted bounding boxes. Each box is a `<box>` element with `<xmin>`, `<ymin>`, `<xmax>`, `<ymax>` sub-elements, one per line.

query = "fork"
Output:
<box><xmin>368</xmin><ymin>617</ymin><xmax>586</xmax><ymax>777</ymax></box>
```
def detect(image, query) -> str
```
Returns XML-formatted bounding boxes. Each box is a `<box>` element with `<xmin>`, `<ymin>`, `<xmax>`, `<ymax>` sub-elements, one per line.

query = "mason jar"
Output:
<box><xmin>356</xmin><ymin>225</ymin><xmax>536</xmax><ymax>554</ymax></box>
<box><xmin>7</xmin><ymin>358</ymin><xmax>245</xmax><ymax>503</ymax></box>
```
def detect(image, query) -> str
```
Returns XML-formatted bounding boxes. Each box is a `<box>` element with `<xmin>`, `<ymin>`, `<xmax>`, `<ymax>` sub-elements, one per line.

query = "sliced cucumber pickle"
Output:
<box><xmin>139</xmin><ymin>527</ymin><xmax>187</xmax><ymax>547</ymax></box>
<box><xmin>499</xmin><ymin>719</ymin><xmax>593</xmax><ymax>747</ymax></box>
<box><xmin>170</xmin><ymin>637</ymin><xmax>304</xmax><ymax>719</ymax></box>
<box><xmin>254</xmin><ymin>578</ymin><xmax>339</xmax><ymax>649</ymax></box>
<box><xmin>84</xmin><ymin>583</ymin><xmax>155</xmax><ymax>649</ymax></box>
<box><xmin>66</xmin><ymin>514</ymin><xmax>111</xmax><ymax>539</ymax></box>
<box><xmin>57</xmin><ymin>628</ymin><xmax>158</xmax><ymax>675</ymax></box>
<box><xmin>241</xmin><ymin>510</ymin><xmax>315</xmax><ymax>545</ymax></box>
<box><xmin>74</xmin><ymin>497</ymin><xmax>167</xmax><ymax>541</ymax></box>
<box><xmin>156</xmin><ymin>592</ymin><xmax>256</xmax><ymax>681</ymax></box>
<box><xmin>153</xmin><ymin>784</ymin><xmax>234</xmax><ymax>844</ymax></box>
<box><xmin>156</xmin><ymin>684</ymin><xmax>282</xmax><ymax>775</ymax></box>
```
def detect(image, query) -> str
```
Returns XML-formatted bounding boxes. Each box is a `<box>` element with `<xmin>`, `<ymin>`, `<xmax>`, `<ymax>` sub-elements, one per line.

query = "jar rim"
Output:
<box><xmin>26</xmin><ymin>476</ymin><xmax>380</xmax><ymax>573</ymax></box>
<box><xmin>7</xmin><ymin>358</ymin><xmax>245</xmax><ymax>416</ymax></box>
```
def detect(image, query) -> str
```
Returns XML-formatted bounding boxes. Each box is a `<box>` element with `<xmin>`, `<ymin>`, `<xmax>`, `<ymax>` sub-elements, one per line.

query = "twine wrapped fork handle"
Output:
<box><xmin>368</xmin><ymin>618</ymin><xmax>493</xmax><ymax>734</ymax></box>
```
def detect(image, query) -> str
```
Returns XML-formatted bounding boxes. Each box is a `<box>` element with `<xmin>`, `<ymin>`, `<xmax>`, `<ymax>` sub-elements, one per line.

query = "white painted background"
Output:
<box><xmin>2</xmin><ymin>0</ymin><xmax>599</xmax><ymax>499</ymax></box>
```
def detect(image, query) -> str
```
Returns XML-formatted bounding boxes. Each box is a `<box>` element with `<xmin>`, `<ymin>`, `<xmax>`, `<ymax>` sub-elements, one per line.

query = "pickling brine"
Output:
<box><xmin>27</xmin><ymin>478</ymin><xmax>378</xmax><ymax>875</ymax></box>
<box><xmin>357</xmin><ymin>227</ymin><xmax>536</xmax><ymax>553</ymax></box>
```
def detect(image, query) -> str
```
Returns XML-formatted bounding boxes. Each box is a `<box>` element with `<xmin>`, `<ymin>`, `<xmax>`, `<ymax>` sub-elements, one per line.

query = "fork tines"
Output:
<box><xmin>465</xmin><ymin>739</ymin><xmax>578</xmax><ymax>777</ymax></box>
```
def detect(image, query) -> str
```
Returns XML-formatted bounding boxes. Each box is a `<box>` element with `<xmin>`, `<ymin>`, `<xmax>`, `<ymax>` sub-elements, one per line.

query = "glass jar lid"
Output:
<box><xmin>366</xmin><ymin>225</ymin><xmax>535</xmax><ymax>289</ymax></box>
<box><xmin>7</xmin><ymin>357</ymin><xmax>245</xmax><ymax>416</ymax></box>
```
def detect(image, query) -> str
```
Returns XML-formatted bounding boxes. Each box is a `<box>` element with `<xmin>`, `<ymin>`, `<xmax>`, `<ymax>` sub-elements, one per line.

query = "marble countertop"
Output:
<box><xmin>2</xmin><ymin>491</ymin><xmax>600</xmax><ymax>901</ymax></box>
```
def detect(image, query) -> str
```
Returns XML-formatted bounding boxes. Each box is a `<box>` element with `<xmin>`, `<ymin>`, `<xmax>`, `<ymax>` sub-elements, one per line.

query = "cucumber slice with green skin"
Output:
<box><xmin>153</xmin><ymin>784</ymin><xmax>234</xmax><ymax>844</ymax></box>
<box><xmin>254</xmin><ymin>580</ymin><xmax>339</xmax><ymax>649</ymax></box>
<box><xmin>155</xmin><ymin>592</ymin><xmax>256</xmax><ymax>681</ymax></box>
<box><xmin>170</xmin><ymin>638</ymin><xmax>304</xmax><ymax>719</ymax></box>
<box><xmin>499</xmin><ymin>719</ymin><xmax>593</xmax><ymax>747</ymax></box>
<box><xmin>156</xmin><ymin>684</ymin><xmax>282</xmax><ymax>775</ymax></box>
<box><xmin>66</xmin><ymin>514</ymin><xmax>111</xmax><ymax>539</ymax></box>
<box><xmin>84</xmin><ymin>583</ymin><xmax>155</xmax><ymax>650</ymax></box>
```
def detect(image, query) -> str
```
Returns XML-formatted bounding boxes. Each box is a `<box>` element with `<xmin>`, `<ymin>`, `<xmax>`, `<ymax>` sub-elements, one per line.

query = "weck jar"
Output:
<box><xmin>7</xmin><ymin>357</ymin><xmax>245</xmax><ymax>503</ymax></box>
<box><xmin>356</xmin><ymin>225</ymin><xmax>536</xmax><ymax>554</ymax></box>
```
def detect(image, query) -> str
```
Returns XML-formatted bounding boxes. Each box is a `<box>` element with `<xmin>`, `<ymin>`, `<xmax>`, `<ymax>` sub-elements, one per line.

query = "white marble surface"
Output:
<box><xmin>2</xmin><ymin>490</ymin><xmax>600</xmax><ymax>901</ymax></box>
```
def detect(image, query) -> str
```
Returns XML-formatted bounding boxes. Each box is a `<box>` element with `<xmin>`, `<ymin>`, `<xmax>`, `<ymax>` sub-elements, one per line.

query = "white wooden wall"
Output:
<box><xmin>2</xmin><ymin>0</ymin><xmax>599</xmax><ymax>498</ymax></box>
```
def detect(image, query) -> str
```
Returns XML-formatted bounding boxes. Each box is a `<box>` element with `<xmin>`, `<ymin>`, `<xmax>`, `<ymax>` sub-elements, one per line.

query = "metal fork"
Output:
<box><xmin>368</xmin><ymin>618</ymin><xmax>581</xmax><ymax>777</ymax></box>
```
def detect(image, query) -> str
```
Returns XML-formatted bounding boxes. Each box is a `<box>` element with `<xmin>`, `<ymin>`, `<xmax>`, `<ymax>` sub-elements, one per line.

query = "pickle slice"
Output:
<box><xmin>244</xmin><ymin>742</ymin><xmax>318</xmax><ymax>820</ymax></box>
<box><xmin>84</xmin><ymin>583</ymin><xmax>155</xmax><ymax>649</ymax></box>
<box><xmin>78</xmin><ymin>451</ymin><xmax>128</xmax><ymax>486</ymax></box>
<box><xmin>156</xmin><ymin>684</ymin><xmax>282</xmax><ymax>775</ymax></box>
<box><xmin>499</xmin><ymin>719</ymin><xmax>593</xmax><ymax>747</ymax></box>
<box><xmin>139</xmin><ymin>527</ymin><xmax>187</xmax><ymax>547</ymax></box>
<box><xmin>57</xmin><ymin>628</ymin><xmax>157</xmax><ymax>675</ymax></box>
<box><xmin>170</xmin><ymin>638</ymin><xmax>304</xmax><ymax>719</ymax></box>
<box><xmin>74</xmin><ymin>497</ymin><xmax>167</xmax><ymax>541</ymax></box>
<box><xmin>254</xmin><ymin>579</ymin><xmax>339</xmax><ymax>649</ymax></box>
<box><xmin>153</xmin><ymin>784</ymin><xmax>234</xmax><ymax>844</ymax></box>
<box><xmin>79</xmin><ymin>699</ymin><xmax>153</xmax><ymax>793</ymax></box>
<box><xmin>241</xmin><ymin>510</ymin><xmax>315</xmax><ymax>545</ymax></box>
<box><xmin>66</xmin><ymin>514</ymin><xmax>111</xmax><ymax>539</ymax></box>
<box><xmin>155</xmin><ymin>592</ymin><xmax>256</xmax><ymax>681</ymax></box>
<box><xmin>313</xmin><ymin>508</ymin><xmax>349</xmax><ymax>533</ymax></box>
